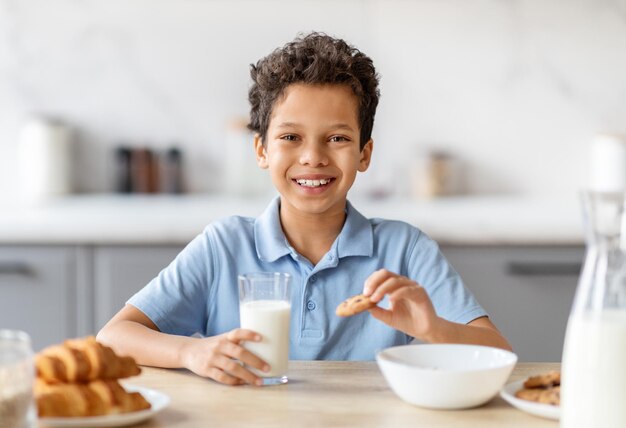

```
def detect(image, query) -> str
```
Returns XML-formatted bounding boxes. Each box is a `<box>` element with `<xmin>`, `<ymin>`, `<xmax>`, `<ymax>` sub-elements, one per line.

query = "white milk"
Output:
<box><xmin>561</xmin><ymin>309</ymin><xmax>626</xmax><ymax>427</ymax></box>
<box><xmin>240</xmin><ymin>300</ymin><xmax>291</xmax><ymax>377</ymax></box>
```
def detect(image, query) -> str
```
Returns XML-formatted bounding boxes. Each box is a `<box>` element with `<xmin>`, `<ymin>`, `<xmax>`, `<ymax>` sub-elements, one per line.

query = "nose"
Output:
<box><xmin>299</xmin><ymin>141</ymin><xmax>328</xmax><ymax>167</ymax></box>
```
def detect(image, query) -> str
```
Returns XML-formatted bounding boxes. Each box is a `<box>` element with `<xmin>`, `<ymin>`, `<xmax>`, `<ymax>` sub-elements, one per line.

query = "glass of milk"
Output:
<box><xmin>238</xmin><ymin>272</ymin><xmax>291</xmax><ymax>385</ymax></box>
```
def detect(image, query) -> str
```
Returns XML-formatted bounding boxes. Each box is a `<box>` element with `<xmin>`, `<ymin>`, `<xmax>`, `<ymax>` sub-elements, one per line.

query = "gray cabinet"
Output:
<box><xmin>440</xmin><ymin>245</ymin><xmax>584</xmax><ymax>362</ymax></box>
<box><xmin>0</xmin><ymin>244</ymin><xmax>183</xmax><ymax>348</ymax></box>
<box><xmin>92</xmin><ymin>246</ymin><xmax>183</xmax><ymax>331</ymax></box>
<box><xmin>0</xmin><ymin>242</ymin><xmax>584</xmax><ymax>360</ymax></box>
<box><xmin>0</xmin><ymin>246</ymin><xmax>78</xmax><ymax>351</ymax></box>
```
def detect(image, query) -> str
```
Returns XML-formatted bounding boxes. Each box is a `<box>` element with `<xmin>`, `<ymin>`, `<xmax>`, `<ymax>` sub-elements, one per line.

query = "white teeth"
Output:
<box><xmin>296</xmin><ymin>178</ymin><xmax>331</xmax><ymax>187</ymax></box>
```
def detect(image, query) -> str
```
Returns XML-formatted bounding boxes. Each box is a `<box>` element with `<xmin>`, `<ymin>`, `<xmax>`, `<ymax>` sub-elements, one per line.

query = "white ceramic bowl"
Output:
<box><xmin>376</xmin><ymin>344</ymin><xmax>517</xmax><ymax>410</ymax></box>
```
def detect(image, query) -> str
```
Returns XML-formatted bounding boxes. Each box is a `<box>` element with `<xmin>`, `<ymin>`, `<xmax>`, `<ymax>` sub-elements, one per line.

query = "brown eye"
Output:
<box><xmin>329</xmin><ymin>136</ymin><xmax>349</xmax><ymax>143</ymax></box>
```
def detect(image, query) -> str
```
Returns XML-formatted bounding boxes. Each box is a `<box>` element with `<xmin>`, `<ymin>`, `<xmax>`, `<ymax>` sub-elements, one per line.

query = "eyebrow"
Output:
<box><xmin>275</xmin><ymin>122</ymin><xmax>356</xmax><ymax>132</ymax></box>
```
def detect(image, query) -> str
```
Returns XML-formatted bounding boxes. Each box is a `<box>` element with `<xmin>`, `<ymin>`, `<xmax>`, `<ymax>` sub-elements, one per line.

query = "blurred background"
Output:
<box><xmin>1</xmin><ymin>0</ymin><xmax>625</xmax><ymax>201</ymax></box>
<box><xmin>1</xmin><ymin>0</ymin><xmax>625</xmax><ymax>358</ymax></box>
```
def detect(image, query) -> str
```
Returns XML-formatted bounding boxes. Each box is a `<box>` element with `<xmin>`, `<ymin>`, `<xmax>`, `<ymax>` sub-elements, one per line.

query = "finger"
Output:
<box><xmin>214</xmin><ymin>354</ymin><xmax>263</xmax><ymax>386</ymax></box>
<box><xmin>226</xmin><ymin>328</ymin><xmax>263</xmax><ymax>343</ymax></box>
<box><xmin>363</xmin><ymin>269</ymin><xmax>395</xmax><ymax>296</ymax></box>
<box><xmin>206</xmin><ymin>366</ymin><xmax>245</xmax><ymax>386</ymax></box>
<box><xmin>222</xmin><ymin>341</ymin><xmax>270</xmax><ymax>373</ymax></box>
<box><xmin>368</xmin><ymin>306</ymin><xmax>393</xmax><ymax>325</ymax></box>
<box><xmin>386</xmin><ymin>284</ymin><xmax>429</xmax><ymax>307</ymax></box>
<box><xmin>370</xmin><ymin>276</ymin><xmax>413</xmax><ymax>303</ymax></box>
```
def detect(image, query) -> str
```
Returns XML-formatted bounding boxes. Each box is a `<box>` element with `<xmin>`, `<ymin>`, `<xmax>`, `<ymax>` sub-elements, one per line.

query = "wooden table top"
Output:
<box><xmin>109</xmin><ymin>361</ymin><xmax>561</xmax><ymax>427</ymax></box>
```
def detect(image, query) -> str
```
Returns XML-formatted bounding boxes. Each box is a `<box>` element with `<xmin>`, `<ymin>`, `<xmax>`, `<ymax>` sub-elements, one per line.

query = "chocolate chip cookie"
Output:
<box><xmin>515</xmin><ymin>385</ymin><xmax>560</xmax><ymax>405</ymax></box>
<box><xmin>335</xmin><ymin>294</ymin><xmax>377</xmax><ymax>317</ymax></box>
<box><xmin>515</xmin><ymin>371</ymin><xmax>561</xmax><ymax>406</ymax></box>
<box><xmin>523</xmin><ymin>371</ymin><xmax>561</xmax><ymax>389</ymax></box>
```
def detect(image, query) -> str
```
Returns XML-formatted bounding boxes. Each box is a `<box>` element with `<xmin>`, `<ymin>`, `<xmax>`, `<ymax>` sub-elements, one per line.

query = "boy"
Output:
<box><xmin>98</xmin><ymin>32</ymin><xmax>511</xmax><ymax>387</ymax></box>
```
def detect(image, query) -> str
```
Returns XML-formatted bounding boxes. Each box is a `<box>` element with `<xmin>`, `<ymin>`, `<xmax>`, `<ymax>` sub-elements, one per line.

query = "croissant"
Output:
<box><xmin>36</xmin><ymin>336</ymin><xmax>141</xmax><ymax>383</ymax></box>
<box><xmin>35</xmin><ymin>378</ymin><xmax>151</xmax><ymax>417</ymax></box>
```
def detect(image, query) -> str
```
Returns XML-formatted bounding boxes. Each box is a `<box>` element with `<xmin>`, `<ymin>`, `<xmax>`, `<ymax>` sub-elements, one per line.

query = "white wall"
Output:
<box><xmin>1</xmin><ymin>0</ymin><xmax>625</xmax><ymax>201</ymax></box>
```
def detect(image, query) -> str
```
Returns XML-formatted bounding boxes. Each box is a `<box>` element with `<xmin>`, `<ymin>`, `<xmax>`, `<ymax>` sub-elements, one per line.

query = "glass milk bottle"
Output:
<box><xmin>561</xmin><ymin>135</ymin><xmax>626</xmax><ymax>427</ymax></box>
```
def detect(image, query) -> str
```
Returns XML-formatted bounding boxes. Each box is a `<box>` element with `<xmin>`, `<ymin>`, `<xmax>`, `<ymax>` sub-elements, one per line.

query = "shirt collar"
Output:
<box><xmin>254</xmin><ymin>197</ymin><xmax>292</xmax><ymax>262</ymax></box>
<box><xmin>336</xmin><ymin>200</ymin><xmax>374</xmax><ymax>258</ymax></box>
<box><xmin>254</xmin><ymin>196</ymin><xmax>374</xmax><ymax>263</ymax></box>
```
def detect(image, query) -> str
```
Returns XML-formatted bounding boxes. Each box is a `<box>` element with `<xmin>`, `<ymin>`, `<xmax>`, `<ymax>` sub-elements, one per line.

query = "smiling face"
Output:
<box><xmin>255</xmin><ymin>83</ymin><xmax>373</xmax><ymax>218</ymax></box>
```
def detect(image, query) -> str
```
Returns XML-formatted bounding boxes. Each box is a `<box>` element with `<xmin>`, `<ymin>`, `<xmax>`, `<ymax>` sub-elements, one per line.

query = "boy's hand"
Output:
<box><xmin>181</xmin><ymin>328</ymin><xmax>270</xmax><ymax>386</ymax></box>
<box><xmin>363</xmin><ymin>269</ymin><xmax>440</xmax><ymax>341</ymax></box>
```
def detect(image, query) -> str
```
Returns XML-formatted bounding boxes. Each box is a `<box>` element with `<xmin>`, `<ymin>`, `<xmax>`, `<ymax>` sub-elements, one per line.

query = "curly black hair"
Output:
<box><xmin>248</xmin><ymin>32</ymin><xmax>380</xmax><ymax>150</ymax></box>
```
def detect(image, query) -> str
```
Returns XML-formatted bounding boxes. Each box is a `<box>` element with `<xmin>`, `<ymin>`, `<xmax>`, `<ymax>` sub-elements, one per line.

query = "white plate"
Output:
<box><xmin>500</xmin><ymin>380</ymin><xmax>560</xmax><ymax>421</ymax></box>
<box><xmin>39</xmin><ymin>385</ymin><xmax>170</xmax><ymax>427</ymax></box>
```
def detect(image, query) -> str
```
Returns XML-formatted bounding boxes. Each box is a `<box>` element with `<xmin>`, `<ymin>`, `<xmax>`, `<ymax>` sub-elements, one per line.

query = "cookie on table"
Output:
<box><xmin>335</xmin><ymin>294</ymin><xmax>376</xmax><ymax>317</ymax></box>
<box><xmin>515</xmin><ymin>370</ymin><xmax>561</xmax><ymax>406</ymax></box>
<box><xmin>523</xmin><ymin>371</ymin><xmax>561</xmax><ymax>389</ymax></box>
<box><xmin>515</xmin><ymin>386</ymin><xmax>560</xmax><ymax>405</ymax></box>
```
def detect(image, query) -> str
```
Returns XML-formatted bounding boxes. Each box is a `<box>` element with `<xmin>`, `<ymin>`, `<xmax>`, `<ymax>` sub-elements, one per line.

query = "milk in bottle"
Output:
<box><xmin>561</xmin><ymin>135</ymin><xmax>626</xmax><ymax>427</ymax></box>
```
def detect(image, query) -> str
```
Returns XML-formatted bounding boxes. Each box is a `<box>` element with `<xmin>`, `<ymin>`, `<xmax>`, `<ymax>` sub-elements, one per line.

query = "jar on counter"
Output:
<box><xmin>17</xmin><ymin>117</ymin><xmax>74</xmax><ymax>205</ymax></box>
<box><xmin>410</xmin><ymin>150</ymin><xmax>462</xmax><ymax>199</ymax></box>
<box><xmin>161</xmin><ymin>147</ymin><xmax>184</xmax><ymax>194</ymax></box>
<box><xmin>0</xmin><ymin>330</ymin><xmax>36</xmax><ymax>428</ymax></box>
<box><xmin>222</xmin><ymin>117</ymin><xmax>273</xmax><ymax>197</ymax></box>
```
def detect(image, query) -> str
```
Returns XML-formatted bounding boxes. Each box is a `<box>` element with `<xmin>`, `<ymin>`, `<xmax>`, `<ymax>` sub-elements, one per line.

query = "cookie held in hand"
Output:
<box><xmin>336</xmin><ymin>294</ymin><xmax>377</xmax><ymax>317</ymax></box>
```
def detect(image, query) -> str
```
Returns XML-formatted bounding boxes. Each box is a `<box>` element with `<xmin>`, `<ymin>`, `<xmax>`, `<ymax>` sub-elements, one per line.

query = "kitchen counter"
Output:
<box><xmin>105</xmin><ymin>361</ymin><xmax>560</xmax><ymax>427</ymax></box>
<box><xmin>0</xmin><ymin>193</ymin><xmax>583</xmax><ymax>245</ymax></box>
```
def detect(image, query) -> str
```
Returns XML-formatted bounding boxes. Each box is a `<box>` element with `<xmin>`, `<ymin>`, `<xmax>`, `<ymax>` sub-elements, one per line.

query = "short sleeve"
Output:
<box><xmin>407</xmin><ymin>231</ymin><xmax>487</xmax><ymax>325</ymax></box>
<box><xmin>126</xmin><ymin>228</ymin><xmax>215</xmax><ymax>336</ymax></box>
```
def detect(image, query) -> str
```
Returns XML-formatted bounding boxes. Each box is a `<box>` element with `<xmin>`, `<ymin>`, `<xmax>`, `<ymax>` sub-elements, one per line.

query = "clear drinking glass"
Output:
<box><xmin>561</xmin><ymin>191</ymin><xmax>626</xmax><ymax>427</ymax></box>
<box><xmin>0</xmin><ymin>330</ymin><xmax>35</xmax><ymax>428</ymax></box>
<box><xmin>238</xmin><ymin>272</ymin><xmax>291</xmax><ymax>385</ymax></box>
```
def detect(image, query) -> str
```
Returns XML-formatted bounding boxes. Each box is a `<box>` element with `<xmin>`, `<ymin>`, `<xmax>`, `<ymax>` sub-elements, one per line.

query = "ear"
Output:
<box><xmin>358</xmin><ymin>139</ymin><xmax>373</xmax><ymax>172</ymax></box>
<box><xmin>254</xmin><ymin>134</ymin><xmax>268</xmax><ymax>169</ymax></box>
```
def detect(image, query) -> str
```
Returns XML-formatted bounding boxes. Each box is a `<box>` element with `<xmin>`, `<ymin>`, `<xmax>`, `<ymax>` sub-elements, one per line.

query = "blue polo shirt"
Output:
<box><xmin>127</xmin><ymin>197</ymin><xmax>487</xmax><ymax>361</ymax></box>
